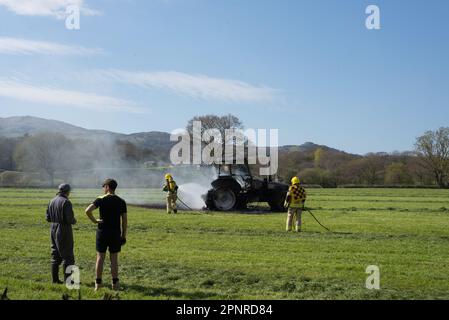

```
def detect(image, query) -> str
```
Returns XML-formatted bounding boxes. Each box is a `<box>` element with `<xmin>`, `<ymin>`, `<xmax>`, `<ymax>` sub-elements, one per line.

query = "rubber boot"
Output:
<box><xmin>52</xmin><ymin>264</ymin><xmax>63</xmax><ymax>284</ymax></box>
<box><xmin>112</xmin><ymin>278</ymin><xmax>120</xmax><ymax>291</ymax></box>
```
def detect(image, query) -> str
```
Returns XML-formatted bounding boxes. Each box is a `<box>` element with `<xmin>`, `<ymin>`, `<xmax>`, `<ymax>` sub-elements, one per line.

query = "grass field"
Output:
<box><xmin>1</xmin><ymin>187</ymin><xmax>449</xmax><ymax>300</ymax></box>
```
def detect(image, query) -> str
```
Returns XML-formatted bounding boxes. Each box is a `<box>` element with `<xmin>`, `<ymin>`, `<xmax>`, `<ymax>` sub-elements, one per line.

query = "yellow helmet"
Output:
<box><xmin>165</xmin><ymin>173</ymin><xmax>173</xmax><ymax>180</ymax></box>
<box><xmin>291</xmin><ymin>176</ymin><xmax>300</xmax><ymax>185</ymax></box>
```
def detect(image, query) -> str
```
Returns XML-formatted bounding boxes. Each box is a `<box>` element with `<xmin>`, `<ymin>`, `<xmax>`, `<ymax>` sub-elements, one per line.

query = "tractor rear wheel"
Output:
<box><xmin>212</xmin><ymin>187</ymin><xmax>237</xmax><ymax>211</ymax></box>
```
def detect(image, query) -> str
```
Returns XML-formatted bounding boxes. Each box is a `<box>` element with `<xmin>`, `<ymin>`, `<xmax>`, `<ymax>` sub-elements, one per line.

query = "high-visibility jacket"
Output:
<box><xmin>163</xmin><ymin>180</ymin><xmax>178</xmax><ymax>195</ymax></box>
<box><xmin>286</xmin><ymin>185</ymin><xmax>306</xmax><ymax>208</ymax></box>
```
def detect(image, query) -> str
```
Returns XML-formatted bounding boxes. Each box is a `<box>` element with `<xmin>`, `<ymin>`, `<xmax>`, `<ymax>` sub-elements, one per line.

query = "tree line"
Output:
<box><xmin>0</xmin><ymin>118</ymin><xmax>448</xmax><ymax>188</ymax></box>
<box><xmin>186</xmin><ymin>115</ymin><xmax>449</xmax><ymax>188</ymax></box>
<box><xmin>277</xmin><ymin>128</ymin><xmax>449</xmax><ymax>188</ymax></box>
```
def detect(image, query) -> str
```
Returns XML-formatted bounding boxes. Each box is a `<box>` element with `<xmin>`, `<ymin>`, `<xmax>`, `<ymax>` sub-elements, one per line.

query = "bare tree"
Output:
<box><xmin>361</xmin><ymin>154</ymin><xmax>387</xmax><ymax>185</ymax></box>
<box><xmin>407</xmin><ymin>155</ymin><xmax>434</xmax><ymax>186</ymax></box>
<box><xmin>14</xmin><ymin>133</ymin><xmax>74</xmax><ymax>186</ymax></box>
<box><xmin>186</xmin><ymin>114</ymin><xmax>243</xmax><ymax>142</ymax></box>
<box><xmin>186</xmin><ymin>114</ymin><xmax>244</xmax><ymax>163</ymax></box>
<box><xmin>341</xmin><ymin>155</ymin><xmax>385</xmax><ymax>185</ymax></box>
<box><xmin>415</xmin><ymin>127</ymin><xmax>449</xmax><ymax>188</ymax></box>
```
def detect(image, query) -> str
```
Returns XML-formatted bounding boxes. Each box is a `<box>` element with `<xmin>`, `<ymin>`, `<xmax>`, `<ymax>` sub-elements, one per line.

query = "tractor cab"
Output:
<box><xmin>217</xmin><ymin>163</ymin><xmax>252</xmax><ymax>191</ymax></box>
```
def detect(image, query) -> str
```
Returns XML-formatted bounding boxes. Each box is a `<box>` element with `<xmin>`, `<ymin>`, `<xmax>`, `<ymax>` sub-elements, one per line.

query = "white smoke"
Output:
<box><xmin>119</xmin><ymin>166</ymin><xmax>217</xmax><ymax>210</ymax></box>
<box><xmin>177</xmin><ymin>182</ymin><xmax>210</xmax><ymax>210</ymax></box>
<box><xmin>175</xmin><ymin>166</ymin><xmax>218</xmax><ymax>210</ymax></box>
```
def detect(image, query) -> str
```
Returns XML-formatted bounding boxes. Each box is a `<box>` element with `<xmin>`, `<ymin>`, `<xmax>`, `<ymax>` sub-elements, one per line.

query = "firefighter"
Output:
<box><xmin>163</xmin><ymin>173</ymin><xmax>178</xmax><ymax>214</ymax></box>
<box><xmin>46</xmin><ymin>183</ymin><xmax>76</xmax><ymax>284</ymax></box>
<box><xmin>284</xmin><ymin>177</ymin><xmax>307</xmax><ymax>232</ymax></box>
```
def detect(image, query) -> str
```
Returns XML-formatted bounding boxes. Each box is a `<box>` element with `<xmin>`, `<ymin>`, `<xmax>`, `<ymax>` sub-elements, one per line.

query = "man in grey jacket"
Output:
<box><xmin>46</xmin><ymin>184</ymin><xmax>76</xmax><ymax>284</ymax></box>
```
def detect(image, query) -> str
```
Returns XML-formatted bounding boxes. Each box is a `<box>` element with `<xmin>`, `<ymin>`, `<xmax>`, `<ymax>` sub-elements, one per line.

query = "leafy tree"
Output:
<box><xmin>415</xmin><ymin>127</ymin><xmax>449</xmax><ymax>188</ymax></box>
<box><xmin>385</xmin><ymin>162</ymin><xmax>413</xmax><ymax>185</ymax></box>
<box><xmin>314</xmin><ymin>148</ymin><xmax>325</xmax><ymax>168</ymax></box>
<box><xmin>299</xmin><ymin>168</ymin><xmax>337</xmax><ymax>187</ymax></box>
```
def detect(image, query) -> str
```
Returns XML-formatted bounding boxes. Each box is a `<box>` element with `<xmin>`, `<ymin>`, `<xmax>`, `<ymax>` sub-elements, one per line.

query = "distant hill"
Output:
<box><xmin>0</xmin><ymin>116</ymin><xmax>174</xmax><ymax>152</ymax></box>
<box><xmin>0</xmin><ymin>116</ymin><xmax>352</xmax><ymax>157</ymax></box>
<box><xmin>279</xmin><ymin>142</ymin><xmax>344</xmax><ymax>154</ymax></box>
<box><xmin>126</xmin><ymin>132</ymin><xmax>175</xmax><ymax>150</ymax></box>
<box><xmin>0</xmin><ymin>116</ymin><xmax>119</xmax><ymax>139</ymax></box>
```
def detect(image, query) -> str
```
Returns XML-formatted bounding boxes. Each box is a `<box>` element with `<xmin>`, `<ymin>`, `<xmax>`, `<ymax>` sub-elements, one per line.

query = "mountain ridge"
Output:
<box><xmin>0</xmin><ymin>115</ymin><xmax>352</xmax><ymax>155</ymax></box>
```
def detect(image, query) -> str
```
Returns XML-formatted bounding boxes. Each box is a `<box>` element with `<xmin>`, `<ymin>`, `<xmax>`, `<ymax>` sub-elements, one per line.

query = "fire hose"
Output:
<box><xmin>176</xmin><ymin>195</ymin><xmax>195</xmax><ymax>211</ymax></box>
<box><xmin>304</xmin><ymin>207</ymin><xmax>331</xmax><ymax>232</ymax></box>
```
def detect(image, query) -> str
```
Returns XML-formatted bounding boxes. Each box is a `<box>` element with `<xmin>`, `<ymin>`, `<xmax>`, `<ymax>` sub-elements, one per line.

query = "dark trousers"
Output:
<box><xmin>50</xmin><ymin>223</ymin><xmax>75</xmax><ymax>282</ymax></box>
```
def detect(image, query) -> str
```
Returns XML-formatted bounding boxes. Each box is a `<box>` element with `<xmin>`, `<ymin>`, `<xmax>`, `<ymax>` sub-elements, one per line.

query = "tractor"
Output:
<box><xmin>202</xmin><ymin>162</ymin><xmax>289</xmax><ymax>212</ymax></box>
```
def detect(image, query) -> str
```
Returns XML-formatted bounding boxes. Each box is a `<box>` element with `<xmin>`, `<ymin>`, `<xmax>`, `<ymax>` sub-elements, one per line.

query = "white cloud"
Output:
<box><xmin>0</xmin><ymin>37</ymin><xmax>103</xmax><ymax>55</ymax></box>
<box><xmin>0</xmin><ymin>79</ymin><xmax>144</xmax><ymax>113</ymax></box>
<box><xmin>0</xmin><ymin>0</ymin><xmax>100</xmax><ymax>19</ymax></box>
<box><xmin>94</xmin><ymin>70</ymin><xmax>278</xmax><ymax>103</ymax></box>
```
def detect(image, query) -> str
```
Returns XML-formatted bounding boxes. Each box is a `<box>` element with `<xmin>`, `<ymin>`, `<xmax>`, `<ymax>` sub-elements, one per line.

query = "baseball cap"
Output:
<box><xmin>102</xmin><ymin>178</ymin><xmax>118</xmax><ymax>190</ymax></box>
<box><xmin>58</xmin><ymin>183</ymin><xmax>71</xmax><ymax>194</ymax></box>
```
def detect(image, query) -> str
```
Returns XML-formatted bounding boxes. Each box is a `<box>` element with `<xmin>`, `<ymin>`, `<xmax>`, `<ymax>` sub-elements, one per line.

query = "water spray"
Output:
<box><xmin>177</xmin><ymin>195</ymin><xmax>195</xmax><ymax>211</ymax></box>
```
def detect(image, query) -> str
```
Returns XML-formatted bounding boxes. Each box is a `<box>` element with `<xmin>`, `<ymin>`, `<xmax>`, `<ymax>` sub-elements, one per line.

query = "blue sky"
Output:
<box><xmin>0</xmin><ymin>0</ymin><xmax>448</xmax><ymax>154</ymax></box>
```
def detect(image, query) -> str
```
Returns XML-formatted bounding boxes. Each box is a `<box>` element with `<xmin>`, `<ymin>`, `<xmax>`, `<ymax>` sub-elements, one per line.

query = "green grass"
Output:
<box><xmin>1</xmin><ymin>187</ymin><xmax>449</xmax><ymax>300</ymax></box>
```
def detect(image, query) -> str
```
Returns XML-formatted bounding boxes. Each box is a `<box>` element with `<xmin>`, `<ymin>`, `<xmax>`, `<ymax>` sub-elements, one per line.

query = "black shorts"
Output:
<box><xmin>96</xmin><ymin>230</ymin><xmax>121</xmax><ymax>253</ymax></box>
